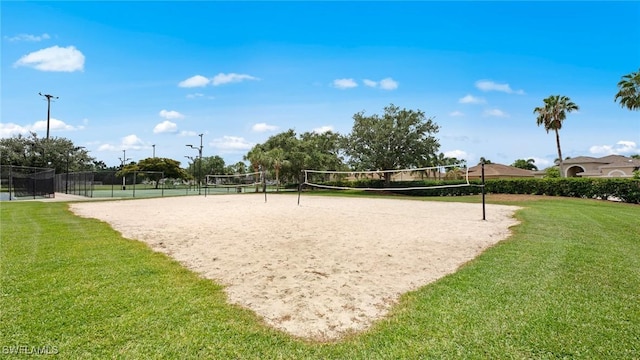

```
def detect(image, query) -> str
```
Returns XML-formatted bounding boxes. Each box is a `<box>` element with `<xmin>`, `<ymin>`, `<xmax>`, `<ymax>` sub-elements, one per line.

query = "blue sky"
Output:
<box><xmin>2</xmin><ymin>1</ymin><xmax>639</xmax><ymax>168</ymax></box>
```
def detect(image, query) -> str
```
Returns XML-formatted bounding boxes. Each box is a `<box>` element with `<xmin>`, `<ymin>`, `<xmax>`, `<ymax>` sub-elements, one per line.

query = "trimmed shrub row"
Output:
<box><xmin>312</xmin><ymin>178</ymin><xmax>640</xmax><ymax>204</ymax></box>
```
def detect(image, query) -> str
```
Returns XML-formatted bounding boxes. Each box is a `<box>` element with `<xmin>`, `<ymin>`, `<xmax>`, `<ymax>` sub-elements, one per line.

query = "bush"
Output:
<box><xmin>484</xmin><ymin>178</ymin><xmax>640</xmax><ymax>204</ymax></box>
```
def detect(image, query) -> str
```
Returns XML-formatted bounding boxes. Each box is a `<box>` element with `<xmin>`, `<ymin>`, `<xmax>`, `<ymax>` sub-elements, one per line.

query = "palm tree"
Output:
<box><xmin>615</xmin><ymin>68</ymin><xmax>640</xmax><ymax>111</ymax></box>
<box><xmin>234</xmin><ymin>161</ymin><xmax>247</xmax><ymax>174</ymax></box>
<box><xmin>534</xmin><ymin>95</ymin><xmax>579</xmax><ymax>177</ymax></box>
<box><xmin>478</xmin><ymin>157</ymin><xmax>492</xmax><ymax>165</ymax></box>
<box><xmin>512</xmin><ymin>158</ymin><xmax>538</xmax><ymax>171</ymax></box>
<box><xmin>244</xmin><ymin>146</ymin><xmax>266</xmax><ymax>192</ymax></box>
<box><xmin>266</xmin><ymin>148</ymin><xmax>287</xmax><ymax>191</ymax></box>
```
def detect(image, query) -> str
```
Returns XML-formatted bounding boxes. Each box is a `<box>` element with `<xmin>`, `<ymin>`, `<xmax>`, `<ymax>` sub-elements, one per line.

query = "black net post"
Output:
<box><xmin>9</xmin><ymin>165</ymin><xmax>13</xmax><ymax>200</ymax></box>
<box><xmin>297</xmin><ymin>170</ymin><xmax>304</xmax><ymax>205</ymax></box>
<box><xmin>481</xmin><ymin>161</ymin><xmax>486</xmax><ymax>221</ymax></box>
<box><xmin>262</xmin><ymin>169</ymin><xmax>267</xmax><ymax>203</ymax></box>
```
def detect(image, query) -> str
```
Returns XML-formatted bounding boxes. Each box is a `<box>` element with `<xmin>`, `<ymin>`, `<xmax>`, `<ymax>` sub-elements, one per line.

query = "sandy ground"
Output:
<box><xmin>69</xmin><ymin>194</ymin><xmax>520</xmax><ymax>341</ymax></box>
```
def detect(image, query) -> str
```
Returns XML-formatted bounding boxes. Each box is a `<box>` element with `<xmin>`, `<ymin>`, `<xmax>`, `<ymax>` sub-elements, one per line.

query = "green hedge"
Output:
<box><xmin>314</xmin><ymin>178</ymin><xmax>640</xmax><ymax>204</ymax></box>
<box><xmin>485</xmin><ymin>178</ymin><xmax>640</xmax><ymax>203</ymax></box>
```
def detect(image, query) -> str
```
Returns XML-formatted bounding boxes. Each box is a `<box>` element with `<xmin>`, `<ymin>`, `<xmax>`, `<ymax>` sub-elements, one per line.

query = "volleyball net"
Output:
<box><xmin>301</xmin><ymin>163</ymin><xmax>473</xmax><ymax>192</ymax></box>
<box><xmin>205</xmin><ymin>171</ymin><xmax>264</xmax><ymax>188</ymax></box>
<box><xmin>298</xmin><ymin>162</ymin><xmax>487</xmax><ymax>220</ymax></box>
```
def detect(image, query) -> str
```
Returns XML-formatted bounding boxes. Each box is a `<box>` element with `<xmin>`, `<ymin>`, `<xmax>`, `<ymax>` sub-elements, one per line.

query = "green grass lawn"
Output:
<box><xmin>1</xmin><ymin>195</ymin><xmax>638</xmax><ymax>359</ymax></box>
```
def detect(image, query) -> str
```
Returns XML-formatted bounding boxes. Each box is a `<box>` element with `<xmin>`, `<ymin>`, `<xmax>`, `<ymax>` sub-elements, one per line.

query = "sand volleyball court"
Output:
<box><xmin>70</xmin><ymin>194</ymin><xmax>520</xmax><ymax>341</ymax></box>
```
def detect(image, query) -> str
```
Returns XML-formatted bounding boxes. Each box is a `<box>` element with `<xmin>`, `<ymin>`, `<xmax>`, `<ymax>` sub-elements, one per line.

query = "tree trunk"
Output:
<box><xmin>384</xmin><ymin>172</ymin><xmax>391</xmax><ymax>187</ymax></box>
<box><xmin>555</xmin><ymin>129</ymin><xmax>564</xmax><ymax>178</ymax></box>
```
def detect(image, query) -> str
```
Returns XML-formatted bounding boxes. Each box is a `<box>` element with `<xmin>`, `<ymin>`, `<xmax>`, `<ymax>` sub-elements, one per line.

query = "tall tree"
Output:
<box><xmin>533</xmin><ymin>95</ymin><xmax>579</xmax><ymax>178</ymax></box>
<box><xmin>345</xmin><ymin>104</ymin><xmax>440</xmax><ymax>186</ymax></box>
<box><xmin>298</xmin><ymin>131</ymin><xmax>346</xmax><ymax>172</ymax></box>
<box><xmin>615</xmin><ymin>68</ymin><xmax>640</xmax><ymax>111</ymax></box>
<box><xmin>202</xmin><ymin>155</ymin><xmax>226</xmax><ymax>176</ymax></box>
<box><xmin>117</xmin><ymin>157</ymin><xmax>189</xmax><ymax>188</ymax></box>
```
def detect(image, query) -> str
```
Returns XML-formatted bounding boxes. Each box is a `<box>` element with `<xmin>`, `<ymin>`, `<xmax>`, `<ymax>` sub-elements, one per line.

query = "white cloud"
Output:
<box><xmin>252</xmin><ymin>122</ymin><xmax>278</xmax><ymax>132</ymax></box>
<box><xmin>360</xmin><ymin>77</ymin><xmax>398</xmax><ymax>90</ymax></box>
<box><xmin>178</xmin><ymin>75</ymin><xmax>210</xmax><ymax>88</ymax></box>
<box><xmin>122</xmin><ymin>134</ymin><xmax>145</xmax><ymax>149</ymax></box>
<box><xmin>159</xmin><ymin>109</ymin><xmax>185</xmax><ymax>120</ymax></box>
<box><xmin>0</xmin><ymin>123</ymin><xmax>29</xmax><ymax>138</ymax></box>
<box><xmin>97</xmin><ymin>143</ymin><xmax>117</xmax><ymax>152</ymax></box>
<box><xmin>379</xmin><ymin>77</ymin><xmax>399</xmax><ymax>90</ymax></box>
<box><xmin>211</xmin><ymin>136</ymin><xmax>253</xmax><ymax>152</ymax></box>
<box><xmin>153</xmin><ymin>121</ymin><xmax>178</xmax><ymax>134</ymax></box>
<box><xmin>363</xmin><ymin>79</ymin><xmax>377</xmax><ymax>87</ymax></box>
<box><xmin>589</xmin><ymin>140</ymin><xmax>638</xmax><ymax>155</ymax></box>
<box><xmin>0</xmin><ymin>118</ymin><xmax>82</xmax><ymax>138</ymax></box>
<box><xmin>14</xmin><ymin>45</ymin><xmax>84</xmax><ymax>72</ymax></box>
<box><xmin>179</xmin><ymin>130</ymin><xmax>198</xmax><ymax>137</ymax></box>
<box><xmin>212</xmin><ymin>73</ymin><xmax>259</xmax><ymax>86</ymax></box>
<box><xmin>5</xmin><ymin>33</ymin><xmax>51</xmax><ymax>42</ymax></box>
<box><xmin>443</xmin><ymin>150</ymin><xmax>469</xmax><ymax>162</ymax></box>
<box><xmin>483</xmin><ymin>108</ymin><xmax>509</xmax><ymax>117</ymax></box>
<box><xmin>530</xmin><ymin>157</ymin><xmax>552</xmax><ymax>168</ymax></box>
<box><xmin>312</xmin><ymin>125</ymin><xmax>333</xmax><ymax>134</ymax></box>
<box><xmin>32</xmin><ymin>118</ymin><xmax>81</xmax><ymax>132</ymax></box>
<box><xmin>475</xmin><ymin>80</ymin><xmax>525</xmax><ymax>95</ymax></box>
<box><xmin>449</xmin><ymin>111</ymin><xmax>464</xmax><ymax>117</ymax></box>
<box><xmin>96</xmin><ymin>134</ymin><xmax>146</xmax><ymax>153</ymax></box>
<box><xmin>333</xmin><ymin>78</ymin><xmax>358</xmax><ymax>89</ymax></box>
<box><xmin>458</xmin><ymin>94</ymin><xmax>486</xmax><ymax>104</ymax></box>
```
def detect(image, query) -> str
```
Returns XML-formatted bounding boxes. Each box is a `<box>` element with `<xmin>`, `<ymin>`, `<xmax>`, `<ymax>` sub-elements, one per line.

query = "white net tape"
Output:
<box><xmin>206</xmin><ymin>171</ymin><xmax>264</xmax><ymax>188</ymax></box>
<box><xmin>302</xmin><ymin>163</ymin><xmax>471</xmax><ymax>191</ymax></box>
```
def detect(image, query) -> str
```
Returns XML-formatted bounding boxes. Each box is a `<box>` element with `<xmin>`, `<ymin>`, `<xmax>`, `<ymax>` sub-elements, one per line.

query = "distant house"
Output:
<box><xmin>563</xmin><ymin>155</ymin><xmax>640</xmax><ymax>178</ymax></box>
<box><xmin>467</xmin><ymin>163</ymin><xmax>535</xmax><ymax>180</ymax></box>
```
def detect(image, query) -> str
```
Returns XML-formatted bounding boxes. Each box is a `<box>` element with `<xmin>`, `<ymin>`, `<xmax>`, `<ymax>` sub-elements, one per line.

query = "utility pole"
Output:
<box><xmin>38</xmin><ymin>92</ymin><xmax>59</xmax><ymax>140</ymax></box>
<box><xmin>118</xmin><ymin>149</ymin><xmax>131</xmax><ymax>191</ymax></box>
<box><xmin>186</xmin><ymin>133</ymin><xmax>204</xmax><ymax>195</ymax></box>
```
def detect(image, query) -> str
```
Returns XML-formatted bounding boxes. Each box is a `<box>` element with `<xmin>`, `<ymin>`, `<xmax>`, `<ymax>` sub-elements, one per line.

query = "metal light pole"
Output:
<box><xmin>39</xmin><ymin>92</ymin><xmax>58</xmax><ymax>140</ymax></box>
<box><xmin>118</xmin><ymin>150</ymin><xmax>131</xmax><ymax>190</ymax></box>
<box><xmin>152</xmin><ymin>144</ymin><xmax>156</xmax><ymax>158</ymax></box>
<box><xmin>186</xmin><ymin>133</ymin><xmax>204</xmax><ymax>195</ymax></box>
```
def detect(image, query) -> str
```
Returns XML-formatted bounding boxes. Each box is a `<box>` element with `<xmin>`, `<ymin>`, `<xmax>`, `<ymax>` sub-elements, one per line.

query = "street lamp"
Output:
<box><xmin>186</xmin><ymin>133</ymin><xmax>204</xmax><ymax>195</ymax></box>
<box><xmin>152</xmin><ymin>144</ymin><xmax>156</xmax><ymax>158</ymax></box>
<box><xmin>118</xmin><ymin>149</ymin><xmax>131</xmax><ymax>190</ymax></box>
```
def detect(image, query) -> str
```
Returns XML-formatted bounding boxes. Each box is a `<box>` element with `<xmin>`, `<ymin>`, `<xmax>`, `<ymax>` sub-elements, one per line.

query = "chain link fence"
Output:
<box><xmin>0</xmin><ymin>165</ymin><xmax>55</xmax><ymax>200</ymax></box>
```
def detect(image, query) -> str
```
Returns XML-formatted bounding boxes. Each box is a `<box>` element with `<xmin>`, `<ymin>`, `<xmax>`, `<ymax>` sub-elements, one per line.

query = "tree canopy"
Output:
<box><xmin>512</xmin><ymin>158</ymin><xmax>538</xmax><ymax>171</ymax></box>
<box><xmin>0</xmin><ymin>132</ymin><xmax>94</xmax><ymax>173</ymax></box>
<box><xmin>345</xmin><ymin>104</ymin><xmax>440</xmax><ymax>185</ymax></box>
<box><xmin>246</xmin><ymin>129</ymin><xmax>346</xmax><ymax>185</ymax></box>
<box><xmin>117</xmin><ymin>157</ymin><xmax>189</xmax><ymax>188</ymax></box>
<box><xmin>615</xmin><ymin>68</ymin><xmax>640</xmax><ymax>111</ymax></box>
